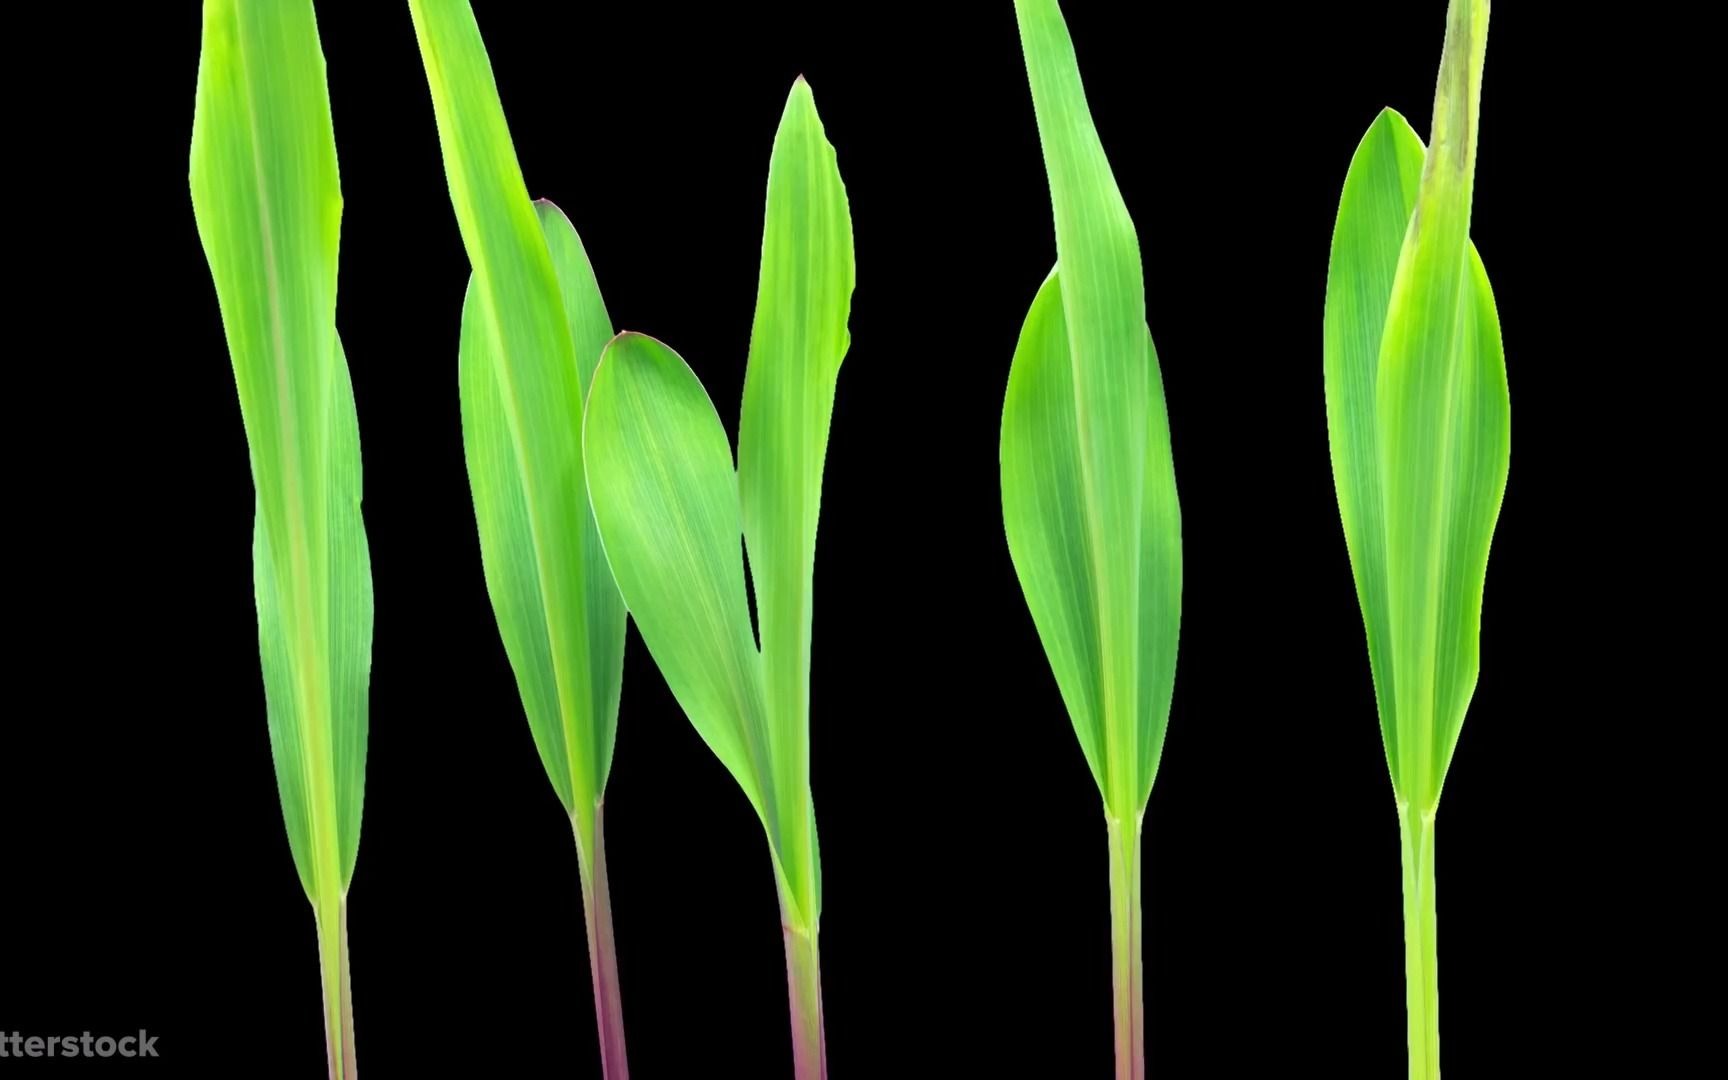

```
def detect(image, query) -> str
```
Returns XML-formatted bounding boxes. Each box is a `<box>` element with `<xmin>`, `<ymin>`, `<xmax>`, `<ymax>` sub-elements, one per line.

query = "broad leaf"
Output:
<box><xmin>1323</xmin><ymin>110</ymin><xmax>1508</xmax><ymax>814</ymax></box>
<box><xmin>1002</xmin><ymin>271</ymin><xmax>1180</xmax><ymax>806</ymax></box>
<box><xmin>584</xmin><ymin>333</ymin><xmax>770</xmax><ymax>812</ymax></box>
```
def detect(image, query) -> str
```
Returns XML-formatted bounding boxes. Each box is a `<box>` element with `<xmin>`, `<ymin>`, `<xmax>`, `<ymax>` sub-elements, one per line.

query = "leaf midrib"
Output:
<box><xmin>235</xmin><ymin>7</ymin><xmax>341</xmax><ymax>903</ymax></box>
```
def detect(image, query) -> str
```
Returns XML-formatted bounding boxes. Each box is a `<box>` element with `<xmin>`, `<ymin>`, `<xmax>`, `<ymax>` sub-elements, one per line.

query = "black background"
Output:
<box><xmin>6</xmin><ymin>1</ymin><xmax>1696</xmax><ymax>1076</ymax></box>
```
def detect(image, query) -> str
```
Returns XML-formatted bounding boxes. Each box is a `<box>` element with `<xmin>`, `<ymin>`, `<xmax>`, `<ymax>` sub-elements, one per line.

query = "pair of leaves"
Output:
<box><xmin>190</xmin><ymin>1</ymin><xmax>372</xmax><ymax>1072</ymax></box>
<box><xmin>583</xmin><ymin>78</ymin><xmax>853</xmax><ymax>932</ymax></box>
<box><xmin>408</xmin><ymin>0</ymin><xmax>626</xmax><ymax>845</ymax></box>
<box><xmin>1324</xmin><ymin>0</ymin><xmax>1507</xmax><ymax>815</ymax></box>
<box><xmin>1000</xmin><ymin>0</ymin><xmax>1183</xmax><ymax>823</ymax></box>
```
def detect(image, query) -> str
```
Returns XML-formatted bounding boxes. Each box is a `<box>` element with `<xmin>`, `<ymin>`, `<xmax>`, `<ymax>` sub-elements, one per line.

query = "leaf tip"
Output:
<box><xmin>1374</xmin><ymin>105</ymin><xmax>1409</xmax><ymax>130</ymax></box>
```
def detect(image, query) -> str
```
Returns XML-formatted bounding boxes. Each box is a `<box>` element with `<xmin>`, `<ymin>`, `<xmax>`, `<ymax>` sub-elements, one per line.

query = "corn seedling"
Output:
<box><xmin>407</xmin><ymin>3</ymin><xmax>629</xmax><ymax>1074</ymax></box>
<box><xmin>582</xmin><ymin>78</ymin><xmax>852</xmax><ymax>1080</ymax></box>
<box><xmin>190</xmin><ymin>3</ymin><xmax>373</xmax><ymax>1076</ymax></box>
<box><xmin>1322</xmin><ymin>1</ymin><xmax>1507</xmax><ymax>1076</ymax></box>
<box><xmin>999</xmin><ymin>2</ymin><xmax>1182</xmax><ymax>1077</ymax></box>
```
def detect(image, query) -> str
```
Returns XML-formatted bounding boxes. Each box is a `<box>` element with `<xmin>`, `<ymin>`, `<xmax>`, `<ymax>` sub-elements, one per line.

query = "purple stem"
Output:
<box><xmin>575</xmin><ymin>805</ymin><xmax>630</xmax><ymax>1080</ymax></box>
<box><xmin>779</xmin><ymin>897</ymin><xmax>827</xmax><ymax>1080</ymax></box>
<box><xmin>1107</xmin><ymin>815</ymin><xmax>1144</xmax><ymax>1080</ymax></box>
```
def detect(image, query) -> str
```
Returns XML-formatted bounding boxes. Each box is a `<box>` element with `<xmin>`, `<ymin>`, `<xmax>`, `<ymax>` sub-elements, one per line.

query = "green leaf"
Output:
<box><xmin>584</xmin><ymin>79</ymin><xmax>852</xmax><ymax>939</ymax></box>
<box><xmin>584</xmin><ymin>333</ymin><xmax>770</xmax><ymax>811</ymax></box>
<box><xmin>738</xmin><ymin>76</ymin><xmax>854</xmax><ymax>920</ymax></box>
<box><xmin>1002</xmin><ymin>271</ymin><xmax>1180</xmax><ymax>807</ymax></box>
<box><xmin>1002</xmin><ymin>0</ymin><xmax>1182</xmax><ymax>822</ymax></box>
<box><xmin>190</xmin><ymin>1</ymin><xmax>370</xmax><ymax>1073</ymax></box>
<box><xmin>1322</xmin><ymin>48</ymin><xmax>1507</xmax><ymax>819</ymax></box>
<box><xmin>410</xmin><ymin>0</ymin><xmax>625</xmax><ymax>836</ymax></box>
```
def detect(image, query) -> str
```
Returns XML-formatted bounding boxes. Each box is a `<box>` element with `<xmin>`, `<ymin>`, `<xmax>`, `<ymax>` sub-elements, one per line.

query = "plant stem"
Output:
<box><xmin>778</xmin><ymin>895</ymin><xmax>826</xmax><ymax>1080</ymax></box>
<box><xmin>574</xmin><ymin>805</ymin><xmax>630</xmax><ymax>1080</ymax></box>
<box><xmin>315</xmin><ymin>897</ymin><xmax>357</xmax><ymax>1080</ymax></box>
<box><xmin>1106</xmin><ymin>814</ymin><xmax>1145</xmax><ymax>1080</ymax></box>
<box><xmin>1398</xmin><ymin>805</ymin><xmax>1440</xmax><ymax>1080</ymax></box>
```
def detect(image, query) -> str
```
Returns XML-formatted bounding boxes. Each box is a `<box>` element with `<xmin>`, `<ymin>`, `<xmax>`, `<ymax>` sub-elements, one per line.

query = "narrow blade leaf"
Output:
<box><xmin>737</xmin><ymin>76</ymin><xmax>854</xmax><ymax>921</ymax></box>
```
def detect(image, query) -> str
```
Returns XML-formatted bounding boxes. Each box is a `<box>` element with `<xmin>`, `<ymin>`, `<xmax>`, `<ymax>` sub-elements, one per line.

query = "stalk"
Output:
<box><xmin>573</xmin><ymin>807</ymin><xmax>629</xmax><ymax>1080</ymax></box>
<box><xmin>1398</xmin><ymin>806</ymin><xmax>1440</xmax><ymax>1080</ymax></box>
<box><xmin>1106</xmin><ymin>814</ymin><xmax>1145</xmax><ymax>1080</ymax></box>
<box><xmin>777</xmin><ymin>889</ymin><xmax>826</xmax><ymax>1080</ymax></box>
<box><xmin>315</xmin><ymin>898</ymin><xmax>358</xmax><ymax>1080</ymax></box>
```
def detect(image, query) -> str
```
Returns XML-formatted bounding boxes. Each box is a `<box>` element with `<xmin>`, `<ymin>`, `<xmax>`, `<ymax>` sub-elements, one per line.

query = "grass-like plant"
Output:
<box><xmin>999</xmin><ymin>3</ymin><xmax>1182</xmax><ymax>1077</ymax></box>
<box><xmin>582</xmin><ymin>77</ymin><xmax>853</xmax><ymax>1080</ymax></box>
<box><xmin>189</xmin><ymin>3</ymin><xmax>373</xmax><ymax>1076</ymax></box>
<box><xmin>407</xmin><ymin>2</ymin><xmax>630</xmax><ymax>1074</ymax></box>
<box><xmin>1322</xmin><ymin>1</ymin><xmax>1507</xmax><ymax>1075</ymax></box>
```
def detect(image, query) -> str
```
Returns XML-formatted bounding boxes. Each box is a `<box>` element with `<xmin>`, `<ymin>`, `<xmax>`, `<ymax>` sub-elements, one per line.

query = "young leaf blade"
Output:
<box><xmin>457</xmin><ymin>200</ymin><xmax>626</xmax><ymax>813</ymax></box>
<box><xmin>1005</xmin><ymin>0</ymin><xmax>1181</xmax><ymax>820</ymax></box>
<box><xmin>1374</xmin><ymin>0</ymin><xmax>1500</xmax><ymax>811</ymax></box>
<box><xmin>1323</xmin><ymin>106</ymin><xmax>1508</xmax><ymax>809</ymax></box>
<box><xmin>583</xmin><ymin>332</ymin><xmax>772</xmax><ymax>821</ymax></box>
<box><xmin>1002</xmin><ymin>271</ymin><xmax>1182</xmax><ymax>805</ymax></box>
<box><xmin>407</xmin><ymin>0</ymin><xmax>624</xmax><ymax>832</ymax></box>
<box><xmin>189</xmin><ymin>1</ymin><xmax>371</xmax><ymax>1074</ymax></box>
<box><xmin>738</xmin><ymin>75</ymin><xmax>854</xmax><ymax>925</ymax></box>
